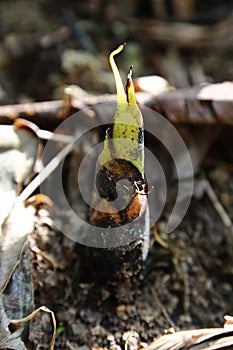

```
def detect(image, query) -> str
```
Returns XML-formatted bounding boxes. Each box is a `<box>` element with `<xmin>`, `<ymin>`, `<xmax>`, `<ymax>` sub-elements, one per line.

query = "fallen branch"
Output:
<box><xmin>0</xmin><ymin>82</ymin><xmax>232</xmax><ymax>127</ymax></box>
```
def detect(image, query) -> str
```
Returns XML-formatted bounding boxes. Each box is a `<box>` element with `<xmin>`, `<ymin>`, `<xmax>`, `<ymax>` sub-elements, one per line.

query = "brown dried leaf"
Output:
<box><xmin>0</xmin><ymin>122</ymin><xmax>39</xmax><ymax>292</ymax></box>
<box><xmin>1</xmin><ymin>242</ymin><xmax>33</xmax><ymax>321</ymax></box>
<box><xmin>0</xmin><ymin>121</ymin><xmax>39</xmax><ymax>347</ymax></box>
<box><xmin>0</xmin><ymin>296</ymin><xmax>26</xmax><ymax>349</ymax></box>
<box><xmin>142</xmin><ymin>316</ymin><xmax>233</xmax><ymax>350</ymax></box>
<box><xmin>149</xmin><ymin>82</ymin><xmax>233</xmax><ymax>125</ymax></box>
<box><xmin>0</xmin><ymin>297</ymin><xmax>56</xmax><ymax>349</ymax></box>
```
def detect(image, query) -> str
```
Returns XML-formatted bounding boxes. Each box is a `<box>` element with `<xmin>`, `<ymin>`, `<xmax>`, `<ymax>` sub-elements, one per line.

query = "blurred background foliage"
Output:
<box><xmin>0</xmin><ymin>0</ymin><xmax>232</xmax><ymax>103</ymax></box>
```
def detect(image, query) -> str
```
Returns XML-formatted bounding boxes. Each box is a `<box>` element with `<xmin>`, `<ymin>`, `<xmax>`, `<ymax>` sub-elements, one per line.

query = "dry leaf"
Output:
<box><xmin>142</xmin><ymin>316</ymin><xmax>233</xmax><ymax>350</ymax></box>
<box><xmin>0</xmin><ymin>296</ymin><xmax>26</xmax><ymax>350</ymax></box>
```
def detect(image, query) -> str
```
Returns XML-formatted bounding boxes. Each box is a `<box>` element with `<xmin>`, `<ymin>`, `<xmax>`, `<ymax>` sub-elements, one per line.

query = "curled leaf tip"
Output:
<box><xmin>109</xmin><ymin>44</ymin><xmax>126</xmax><ymax>104</ymax></box>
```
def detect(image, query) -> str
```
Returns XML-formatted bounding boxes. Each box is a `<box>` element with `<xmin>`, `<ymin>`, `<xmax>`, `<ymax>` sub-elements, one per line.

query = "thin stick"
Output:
<box><xmin>202</xmin><ymin>177</ymin><xmax>232</xmax><ymax>228</ymax></box>
<box><xmin>16</xmin><ymin>141</ymin><xmax>75</xmax><ymax>203</ymax></box>
<box><xmin>37</xmin><ymin>129</ymin><xmax>74</xmax><ymax>143</ymax></box>
<box><xmin>151</xmin><ymin>286</ymin><xmax>178</xmax><ymax>330</ymax></box>
<box><xmin>0</xmin><ymin>100</ymin><xmax>63</xmax><ymax>119</ymax></box>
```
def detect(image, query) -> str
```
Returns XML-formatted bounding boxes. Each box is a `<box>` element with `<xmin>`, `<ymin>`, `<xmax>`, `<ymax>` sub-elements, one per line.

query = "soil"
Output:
<box><xmin>29</xmin><ymin>158</ymin><xmax>233</xmax><ymax>349</ymax></box>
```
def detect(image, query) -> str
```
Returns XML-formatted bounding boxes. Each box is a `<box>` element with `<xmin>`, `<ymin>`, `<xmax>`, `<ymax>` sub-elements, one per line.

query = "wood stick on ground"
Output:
<box><xmin>0</xmin><ymin>82</ymin><xmax>232</xmax><ymax>127</ymax></box>
<box><xmin>202</xmin><ymin>177</ymin><xmax>232</xmax><ymax>229</ymax></box>
<box><xmin>151</xmin><ymin>286</ymin><xmax>178</xmax><ymax>330</ymax></box>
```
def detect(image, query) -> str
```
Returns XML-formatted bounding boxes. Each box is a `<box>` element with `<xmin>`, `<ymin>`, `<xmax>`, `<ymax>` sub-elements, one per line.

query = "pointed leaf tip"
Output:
<box><xmin>126</xmin><ymin>65</ymin><xmax>137</xmax><ymax>105</ymax></box>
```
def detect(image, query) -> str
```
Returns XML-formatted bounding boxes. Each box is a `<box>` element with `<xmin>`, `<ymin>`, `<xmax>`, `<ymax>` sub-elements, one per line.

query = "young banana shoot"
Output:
<box><xmin>88</xmin><ymin>44</ymin><xmax>150</xmax><ymax>281</ymax></box>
